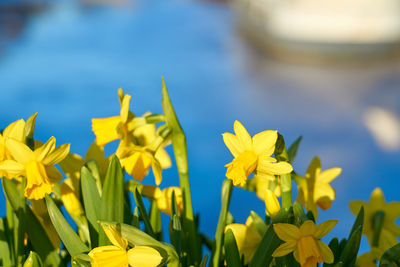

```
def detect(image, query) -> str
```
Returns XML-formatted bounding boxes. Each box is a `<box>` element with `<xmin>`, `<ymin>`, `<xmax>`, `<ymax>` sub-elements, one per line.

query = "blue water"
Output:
<box><xmin>1</xmin><ymin>0</ymin><xmax>400</xmax><ymax>255</ymax></box>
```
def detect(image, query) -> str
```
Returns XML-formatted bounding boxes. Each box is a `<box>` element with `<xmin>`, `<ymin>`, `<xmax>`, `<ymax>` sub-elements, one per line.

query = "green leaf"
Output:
<box><xmin>3</xmin><ymin>179</ymin><xmax>61</xmax><ymax>267</ymax></box>
<box><xmin>45</xmin><ymin>195</ymin><xmax>89</xmax><ymax>256</ymax></box>
<box><xmin>287</xmin><ymin>136</ymin><xmax>302</xmax><ymax>163</ymax></box>
<box><xmin>86</xmin><ymin>160</ymin><xmax>103</xmax><ymax>195</ymax></box>
<box><xmin>0</xmin><ymin>218</ymin><xmax>12</xmax><ymax>267</ymax></box>
<box><xmin>340</xmin><ymin>226</ymin><xmax>362</xmax><ymax>266</ymax></box>
<box><xmin>169</xmin><ymin>214</ymin><xmax>182</xmax><ymax>257</ymax></box>
<box><xmin>161</xmin><ymin>77</ymin><xmax>200</xmax><ymax>265</ymax></box>
<box><xmin>200</xmin><ymin>254</ymin><xmax>209</xmax><ymax>267</ymax></box>
<box><xmin>249</xmin><ymin>225</ymin><xmax>282</xmax><ymax>267</ymax></box>
<box><xmin>349</xmin><ymin>206</ymin><xmax>364</xmax><ymax>239</ymax></box>
<box><xmin>210</xmin><ymin>179</ymin><xmax>233</xmax><ymax>267</ymax></box>
<box><xmin>133</xmin><ymin>188</ymin><xmax>155</xmax><ymax>237</ymax></box>
<box><xmin>99</xmin><ymin>155</ymin><xmax>124</xmax><ymax>245</ymax></box>
<box><xmin>150</xmin><ymin>201</ymin><xmax>162</xmax><ymax>240</ymax></box>
<box><xmin>81</xmin><ymin>166</ymin><xmax>101</xmax><ymax>246</ymax></box>
<box><xmin>249</xmin><ymin>211</ymin><xmax>267</xmax><ymax>236</ymax></box>
<box><xmin>324</xmin><ymin>238</ymin><xmax>339</xmax><ymax>267</ymax></box>
<box><xmin>380</xmin><ymin>243</ymin><xmax>400</xmax><ymax>267</ymax></box>
<box><xmin>224</xmin><ymin>229</ymin><xmax>243</xmax><ymax>267</ymax></box>
<box><xmin>132</xmin><ymin>207</ymin><xmax>140</xmax><ymax>228</ymax></box>
<box><xmin>23</xmin><ymin>251</ymin><xmax>43</xmax><ymax>267</ymax></box>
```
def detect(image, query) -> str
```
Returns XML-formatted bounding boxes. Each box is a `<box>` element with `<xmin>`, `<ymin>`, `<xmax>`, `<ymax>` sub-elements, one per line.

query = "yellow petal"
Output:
<box><xmin>92</xmin><ymin>116</ymin><xmax>121</xmax><ymax>146</ymax></box>
<box><xmin>369</xmin><ymin>188</ymin><xmax>385</xmax><ymax>210</ymax></box>
<box><xmin>384</xmin><ymin>202</ymin><xmax>400</xmax><ymax>220</ymax></box>
<box><xmin>157</xmin><ymin>187</ymin><xmax>183</xmax><ymax>216</ymax></box>
<box><xmin>385</xmin><ymin>221</ymin><xmax>400</xmax><ymax>236</ymax></box>
<box><xmin>6</xmin><ymin>138</ymin><xmax>34</xmax><ymax>164</ymax></box>
<box><xmin>0</xmin><ymin>160</ymin><xmax>24</xmax><ymax>176</ymax></box>
<box><xmin>3</xmin><ymin>119</ymin><xmax>25</xmax><ymax>141</ymax></box>
<box><xmin>43</xmin><ymin>143</ymin><xmax>70</xmax><ymax>166</ymax></box>
<box><xmin>315</xmin><ymin>219</ymin><xmax>338</xmax><ymax>239</ymax></box>
<box><xmin>273</xmin><ymin>223</ymin><xmax>301</xmax><ymax>242</ymax></box>
<box><xmin>257</xmin><ymin>157</ymin><xmax>293</xmax><ymax>175</ymax></box>
<box><xmin>152</xmin><ymin>159</ymin><xmax>162</xmax><ymax>186</ymax></box>
<box><xmin>233</xmin><ymin>121</ymin><xmax>252</xmax><ymax>151</ymax></box>
<box><xmin>318</xmin><ymin>168</ymin><xmax>341</xmax><ymax>183</ymax></box>
<box><xmin>222</xmin><ymin>132</ymin><xmax>244</xmax><ymax>157</ymax></box>
<box><xmin>25</xmin><ymin>183</ymin><xmax>52</xmax><ymax>200</ymax></box>
<box><xmin>349</xmin><ymin>200</ymin><xmax>366</xmax><ymax>216</ymax></box>
<box><xmin>120</xmin><ymin>94</ymin><xmax>131</xmax><ymax>123</ymax></box>
<box><xmin>317</xmin><ymin>240</ymin><xmax>334</xmax><ymax>264</ymax></box>
<box><xmin>306</xmin><ymin>157</ymin><xmax>321</xmax><ymax>178</ymax></box>
<box><xmin>356</xmin><ymin>252</ymin><xmax>379</xmax><ymax>267</ymax></box>
<box><xmin>155</xmin><ymin>148</ymin><xmax>171</xmax><ymax>169</ymax></box>
<box><xmin>89</xmin><ymin>246</ymin><xmax>129</xmax><ymax>267</ymax></box>
<box><xmin>45</xmin><ymin>166</ymin><xmax>63</xmax><ymax>183</ymax></box>
<box><xmin>101</xmin><ymin>224</ymin><xmax>128</xmax><ymax>250</ymax></box>
<box><xmin>314</xmin><ymin>182</ymin><xmax>335</xmax><ymax>202</ymax></box>
<box><xmin>252</xmin><ymin>130</ymin><xmax>277</xmax><ymax>156</ymax></box>
<box><xmin>59</xmin><ymin>153</ymin><xmax>85</xmax><ymax>181</ymax></box>
<box><xmin>34</xmin><ymin>137</ymin><xmax>56</xmax><ymax>162</ymax></box>
<box><xmin>272</xmin><ymin>240</ymin><xmax>297</xmax><ymax>257</ymax></box>
<box><xmin>85</xmin><ymin>142</ymin><xmax>109</xmax><ymax>178</ymax></box>
<box><xmin>299</xmin><ymin>221</ymin><xmax>317</xmax><ymax>236</ymax></box>
<box><xmin>264</xmin><ymin>189</ymin><xmax>281</xmax><ymax>218</ymax></box>
<box><xmin>24</xmin><ymin>112</ymin><xmax>38</xmax><ymax>138</ymax></box>
<box><xmin>127</xmin><ymin>246</ymin><xmax>163</xmax><ymax>267</ymax></box>
<box><xmin>60</xmin><ymin>179</ymin><xmax>83</xmax><ymax>217</ymax></box>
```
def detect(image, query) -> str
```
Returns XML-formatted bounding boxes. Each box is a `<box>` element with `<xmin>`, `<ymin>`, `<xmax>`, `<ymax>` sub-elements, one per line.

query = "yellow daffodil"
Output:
<box><xmin>60</xmin><ymin>178</ymin><xmax>84</xmax><ymax>217</ymax></box>
<box><xmin>0</xmin><ymin>137</ymin><xmax>70</xmax><ymax>200</ymax></box>
<box><xmin>91</xmin><ymin>89</ymin><xmax>135</xmax><ymax>147</ymax></box>
<box><xmin>265</xmin><ymin>189</ymin><xmax>281</xmax><ymax>218</ymax></box>
<box><xmin>295</xmin><ymin>157</ymin><xmax>341</xmax><ymax>219</ymax></box>
<box><xmin>349</xmin><ymin>188</ymin><xmax>400</xmax><ymax>251</ymax></box>
<box><xmin>248</xmin><ymin>175</ymin><xmax>282</xmax><ymax>200</ymax></box>
<box><xmin>89</xmin><ymin>224</ymin><xmax>163</xmax><ymax>267</ymax></box>
<box><xmin>223</xmin><ymin>121</ymin><xmax>292</xmax><ymax>186</ymax></box>
<box><xmin>142</xmin><ymin>185</ymin><xmax>183</xmax><ymax>216</ymax></box>
<box><xmin>133</xmin><ymin>121</ymin><xmax>171</xmax><ymax>170</ymax></box>
<box><xmin>273</xmin><ymin>219</ymin><xmax>338</xmax><ymax>267</ymax></box>
<box><xmin>356</xmin><ymin>247</ymin><xmax>383</xmax><ymax>267</ymax></box>
<box><xmin>225</xmin><ymin>216</ymin><xmax>262</xmax><ymax>265</ymax></box>
<box><xmin>0</xmin><ymin>114</ymin><xmax>37</xmax><ymax>179</ymax></box>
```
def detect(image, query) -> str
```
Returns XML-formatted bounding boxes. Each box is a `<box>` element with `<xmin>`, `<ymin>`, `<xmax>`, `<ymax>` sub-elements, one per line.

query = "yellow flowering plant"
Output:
<box><xmin>0</xmin><ymin>78</ymin><xmax>399</xmax><ymax>267</ymax></box>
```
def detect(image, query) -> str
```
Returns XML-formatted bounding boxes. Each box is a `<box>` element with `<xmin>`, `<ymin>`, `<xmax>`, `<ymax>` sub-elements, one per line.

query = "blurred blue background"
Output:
<box><xmin>1</xmin><ymin>0</ymin><xmax>400</xmax><ymax>255</ymax></box>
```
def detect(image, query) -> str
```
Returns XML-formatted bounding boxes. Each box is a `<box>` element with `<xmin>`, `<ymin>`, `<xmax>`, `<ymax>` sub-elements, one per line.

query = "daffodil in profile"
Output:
<box><xmin>0</xmin><ymin>137</ymin><xmax>70</xmax><ymax>200</ymax></box>
<box><xmin>295</xmin><ymin>157</ymin><xmax>341</xmax><ymax>219</ymax></box>
<box><xmin>89</xmin><ymin>224</ymin><xmax>163</xmax><ymax>267</ymax></box>
<box><xmin>223</xmin><ymin>121</ymin><xmax>293</xmax><ymax>186</ymax></box>
<box><xmin>264</xmin><ymin>189</ymin><xmax>281</xmax><ymax>218</ymax></box>
<box><xmin>0</xmin><ymin>114</ymin><xmax>37</xmax><ymax>179</ymax></box>
<box><xmin>225</xmin><ymin>216</ymin><xmax>262</xmax><ymax>264</ymax></box>
<box><xmin>142</xmin><ymin>185</ymin><xmax>183</xmax><ymax>216</ymax></box>
<box><xmin>349</xmin><ymin>188</ymin><xmax>400</xmax><ymax>251</ymax></box>
<box><xmin>273</xmin><ymin>219</ymin><xmax>337</xmax><ymax>267</ymax></box>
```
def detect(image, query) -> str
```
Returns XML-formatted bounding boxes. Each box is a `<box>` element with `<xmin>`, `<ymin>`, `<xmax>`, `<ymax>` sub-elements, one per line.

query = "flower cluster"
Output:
<box><xmin>0</xmin><ymin>82</ymin><xmax>399</xmax><ymax>267</ymax></box>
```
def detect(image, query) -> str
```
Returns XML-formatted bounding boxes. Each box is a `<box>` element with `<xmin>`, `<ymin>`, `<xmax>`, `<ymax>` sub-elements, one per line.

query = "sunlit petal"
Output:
<box><xmin>273</xmin><ymin>223</ymin><xmax>301</xmax><ymax>241</ymax></box>
<box><xmin>252</xmin><ymin>130</ymin><xmax>277</xmax><ymax>156</ymax></box>
<box><xmin>233</xmin><ymin>121</ymin><xmax>252</xmax><ymax>150</ymax></box>
<box><xmin>222</xmin><ymin>132</ymin><xmax>244</xmax><ymax>157</ymax></box>
<box><xmin>315</xmin><ymin>220</ymin><xmax>338</xmax><ymax>239</ymax></box>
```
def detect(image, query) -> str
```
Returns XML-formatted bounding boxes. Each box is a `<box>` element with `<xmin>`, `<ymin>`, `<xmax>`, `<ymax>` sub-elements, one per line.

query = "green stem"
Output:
<box><xmin>275</xmin><ymin>134</ymin><xmax>292</xmax><ymax>209</ymax></box>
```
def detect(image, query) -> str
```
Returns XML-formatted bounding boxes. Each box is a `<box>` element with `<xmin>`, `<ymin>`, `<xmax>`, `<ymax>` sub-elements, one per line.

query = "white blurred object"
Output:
<box><xmin>234</xmin><ymin>0</ymin><xmax>400</xmax><ymax>57</ymax></box>
<box><xmin>363</xmin><ymin>107</ymin><xmax>400</xmax><ymax>151</ymax></box>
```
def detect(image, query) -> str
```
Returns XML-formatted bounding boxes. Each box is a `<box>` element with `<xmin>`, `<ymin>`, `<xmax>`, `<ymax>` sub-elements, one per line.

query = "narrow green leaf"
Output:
<box><xmin>86</xmin><ymin>160</ymin><xmax>103</xmax><ymax>195</ymax></box>
<box><xmin>3</xmin><ymin>179</ymin><xmax>61</xmax><ymax>267</ymax></box>
<box><xmin>0</xmin><ymin>218</ymin><xmax>12</xmax><ymax>267</ymax></box>
<box><xmin>150</xmin><ymin>202</ymin><xmax>162</xmax><ymax>240</ymax></box>
<box><xmin>161</xmin><ymin>77</ymin><xmax>200</xmax><ymax>265</ymax></box>
<box><xmin>81</xmin><ymin>166</ymin><xmax>101</xmax><ymax>246</ymax></box>
<box><xmin>169</xmin><ymin>214</ymin><xmax>182</xmax><ymax>257</ymax></box>
<box><xmin>224</xmin><ymin>229</ymin><xmax>242</xmax><ymax>267</ymax></box>
<box><xmin>287</xmin><ymin>136</ymin><xmax>302</xmax><ymax>163</ymax></box>
<box><xmin>210</xmin><ymin>179</ymin><xmax>233</xmax><ymax>267</ymax></box>
<box><xmin>349</xmin><ymin>207</ymin><xmax>364</xmax><ymax>239</ymax></box>
<box><xmin>99</xmin><ymin>155</ymin><xmax>124</xmax><ymax>245</ymax></box>
<box><xmin>132</xmin><ymin>207</ymin><xmax>140</xmax><ymax>228</ymax></box>
<box><xmin>23</xmin><ymin>251</ymin><xmax>42</xmax><ymax>267</ymax></box>
<box><xmin>249</xmin><ymin>225</ymin><xmax>282</xmax><ymax>267</ymax></box>
<box><xmin>249</xmin><ymin>211</ymin><xmax>267</xmax><ymax>236</ymax></box>
<box><xmin>45</xmin><ymin>195</ymin><xmax>89</xmax><ymax>256</ymax></box>
<box><xmin>380</xmin><ymin>243</ymin><xmax>400</xmax><ymax>267</ymax></box>
<box><xmin>133</xmin><ymin>188</ymin><xmax>155</xmax><ymax>237</ymax></box>
<box><xmin>323</xmin><ymin>238</ymin><xmax>340</xmax><ymax>267</ymax></box>
<box><xmin>200</xmin><ymin>254</ymin><xmax>209</xmax><ymax>267</ymax></box>
<box><xmin>340</xmin><ymin>226</ymin><xmax>362</xmax><ymax>266</ymax></box>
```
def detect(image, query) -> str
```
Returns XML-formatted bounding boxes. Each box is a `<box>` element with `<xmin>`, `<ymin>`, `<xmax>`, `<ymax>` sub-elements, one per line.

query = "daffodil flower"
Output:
<box><xmin>272</xmin><ymin>219</ymin><xmax>337</xmax><ymax>267</ymax></box>
<box><xmin>356</xmin><ymin>247</ymin><xmax>383</xmax><ymax>267</ymax></box>
<box><xmin>223</xmin><ymin>121</ymin><xmax>293</xmax><ymax>186</ymax></box>
<box><xmin>349</xmin><ymin>188</ymin><xmax>400</xmax><ymax>252</ymax></box>
<box><xmin>89</xmin><ymin>224</ymin><xmax>163</xmax><ymax>267</ymax></box>
<box><xmin>60</xmin><ymin>178</ymin><xmax>84</xmax><ymax>217</ymax></box>
<box><xmin>142</xmin><ymin>185</ymin><xmax>183</xmax><ymax>216</ymax></box>
<box><xmin>0</xmin><ymin>114</ymin><xmax>37</xmax><ymax>179</ymax></box>
<box><xmin>295</xmin><ymin>157</ymin><xmax>341</xmax><ymax>219</ymax></box>
<box><xmin>264</xmin><ymin>189</ymin><xmax>281</xmax><ymax>218</ymax></box>
<box><xmin>248</xmin><ymin>175</ymin><xmax>282</xmax><ymax>200</ymax></box>
<box><xmin>0</xmin><ymin>137</ymin><xmax>70</xmax><ymax>200</ymax></box>
<box><xmin>225</xmin><ymin>216</ymin><xmax>262</xmax><ymax>265</ymax></box>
